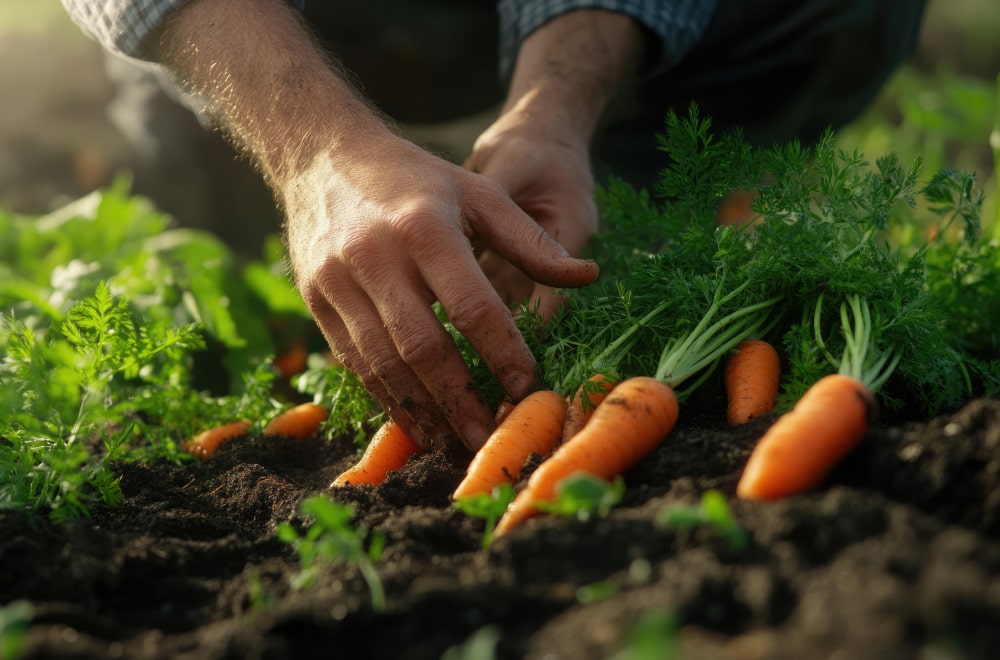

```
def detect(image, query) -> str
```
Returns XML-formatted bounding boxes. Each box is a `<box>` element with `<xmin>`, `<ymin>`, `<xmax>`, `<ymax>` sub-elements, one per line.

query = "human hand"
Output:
<box><xmin>465</xmin><ymin>95</ymin><xmax>599</xmax><ymax>321</ymax></box>
<box><xmin>283</xmin><ymin>135</ymin><xmax>598</xmax><ymax>451</ymax></box>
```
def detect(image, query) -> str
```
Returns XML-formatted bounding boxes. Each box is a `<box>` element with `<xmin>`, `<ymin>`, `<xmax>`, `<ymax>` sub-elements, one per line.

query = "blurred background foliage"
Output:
<box><xmin>0</xmin><ymin>0</ymin><xmax>997</xmax><ymax>235</ymax></box>
<box><xmin>837</xmin><ymin>0</ymin><xmax>999</xmax><ymax>234</ymax></box>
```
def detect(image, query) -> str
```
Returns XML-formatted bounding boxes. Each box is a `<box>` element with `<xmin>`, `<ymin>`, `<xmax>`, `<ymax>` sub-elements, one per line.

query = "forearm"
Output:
<box><xmin>503</xmin><ymin>10</ymin><xmax>645</xmax><ymax>142</ymax></box>
<box><xmin>157</xmin><ymin>0</ymin><xmax>393</xmax><ymax>190</ymax></box>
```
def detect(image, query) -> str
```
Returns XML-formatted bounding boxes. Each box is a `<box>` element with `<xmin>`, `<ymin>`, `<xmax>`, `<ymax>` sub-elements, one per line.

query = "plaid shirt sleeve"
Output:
<box><xmin>60</xmin><ymin>0</ymin><xmax>306</xmax><ymax>61</ymax></box>
<box><xmin>497</xmin><ymin>0</ymin><xmax>717</xmax><ymax>78</ymax></box>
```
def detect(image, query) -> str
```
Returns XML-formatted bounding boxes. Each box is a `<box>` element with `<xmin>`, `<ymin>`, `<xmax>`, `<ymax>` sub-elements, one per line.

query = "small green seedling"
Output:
<box><xmin>656</xmin><ymin>490</ymin><xmax>748</xmax><ymax>552</ymax></box>
<box><xmin>277</xmin><ymin>495</ymin><xmax>386</xmax><ymax>612</ymax></box>
<box><xmin>576</xmin><ymin>581</ymin><xmax>619</xmax><ymax>604</ymax></box>
<box><xmin>453</xmin><ymin>483</ymin><xmax>515</xmax><ymax>550</ymax></box>
<box><xmin>440</xmin><ymin>624</ymin><xmax>501</xmax><ymax>660</ymax></box>
<box><xmin>0</xmin><ymin>600</ymin><xmax>33</xmax><ymax>660</ymax></box>
<box><xmin>609</xmin><ymin>608</ymin><xmax>679</xmax><ymax>660</ymax></box>
<box><xmin>537</xmin><ymin>472</ymin><xmax>625</xmax><ymax>522</ymax></box>
<box><xmin>246</xmin><ymin>566</ymin><xmax>276</xmax><ymax>612</ymax></box>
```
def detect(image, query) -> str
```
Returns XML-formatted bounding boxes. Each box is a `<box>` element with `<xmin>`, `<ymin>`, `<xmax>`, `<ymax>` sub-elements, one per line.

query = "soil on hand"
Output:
<box><xmin>4</xmin><ymin>395</ymin><xmax>1000</xmax><ymax>659</ymax></box>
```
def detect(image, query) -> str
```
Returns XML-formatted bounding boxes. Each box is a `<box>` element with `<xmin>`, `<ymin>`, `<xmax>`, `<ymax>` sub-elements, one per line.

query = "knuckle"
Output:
<box><xmin>394</xmin><ymin>326</ymin><xmax>451</xmax><ymax>370</ymax></box>
<box><xmin>447</xmin><ymin>294</ymin><xmax>500</xmax><ymax>334</ymax></box>
<box><xmin>337</xmin><ymin>230</ymin><xmax>384</xmax><ymax>275</ymax></box>
<box><xmin>393</xmin><ymin>205</ymin><xmax>460</xmax><ymax>253</ymax></box>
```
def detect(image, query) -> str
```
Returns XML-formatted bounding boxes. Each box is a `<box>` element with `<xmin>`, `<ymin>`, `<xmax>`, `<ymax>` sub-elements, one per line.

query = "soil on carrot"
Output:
<box><xmin>4</xmin><ymin>394</ymin><xmax>1000</xmax><ymax>660</ymax></box>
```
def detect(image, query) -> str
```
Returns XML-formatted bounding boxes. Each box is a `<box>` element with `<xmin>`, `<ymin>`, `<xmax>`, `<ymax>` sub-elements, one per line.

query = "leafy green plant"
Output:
<box><xmin>453</xmin><ymin>483</ymin><xmax>515</xmax><ymax>550</ymax></box>
<box><xmin>536</xmin><ymin>473</ymin><xmax>626</xmax><ymax>522</ymax></box>
<box><xmin>0</xmin><ymin>600</ymin><xmax>33</xmax><ymax>660</ymax></box>
<box><xmin>277</xmin><ymin>495</ymin><xmax>386</xmax><ymax>612</ymax></box>
<box><xmin>838</xmin><ymin>65</ymin><xmax>997</xmax><ymax>236</ymax></box>
<box><xmin>0</xmin><ymin>182</ymin><xmax>324</xmax><ymax>520</ymax></box>
<box><xmin>657</xmin><ymin>490</ymin><xmax>748</xmax><ymax>552</ymax></box>
<box><xmin>292</xmin><ymin>353</ymin><xmax>380</xmax><ymax>447</ymax></box>
<box><xmin>0</xmin><ymin>281</ymin><xmax>206</xmax><ymax>520</ymax></box>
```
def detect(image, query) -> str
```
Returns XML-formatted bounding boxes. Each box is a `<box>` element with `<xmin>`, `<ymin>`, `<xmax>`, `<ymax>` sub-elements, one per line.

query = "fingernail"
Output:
<box><xmin>463</xmin><ymin>421</ymin><xmax>489</xmax><ymax>451</ymax></box>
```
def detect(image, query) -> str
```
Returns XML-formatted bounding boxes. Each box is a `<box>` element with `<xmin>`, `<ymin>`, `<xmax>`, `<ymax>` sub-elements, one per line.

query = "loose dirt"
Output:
<box><xmin>4</xmin><ymin>395</ymin><xmax>1000</xmax><ymax>659</ymax></box>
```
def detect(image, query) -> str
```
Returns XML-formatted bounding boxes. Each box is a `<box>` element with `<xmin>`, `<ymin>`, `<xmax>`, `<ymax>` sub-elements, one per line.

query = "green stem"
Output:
<box><xmin>360</xmin><ymin>561</ymin><xmax>385</xmax><ymax>613</ymax></box>
<box><xmin>811</xmin><ymin>293</ymin><xmax>839</xmax><ymax>370</ymax></box>
<box><xmin>836</xmin><ymin>295</ymin><xmax>899</xmax><ymax>393</ymax></box>
<box><xmin>653</xmin><ymin>276</ymin><xmax>783</xmax><ymax>389</ymax></box>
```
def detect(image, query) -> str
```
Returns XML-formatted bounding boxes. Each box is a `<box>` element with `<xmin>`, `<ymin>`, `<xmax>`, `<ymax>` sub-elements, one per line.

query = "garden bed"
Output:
<box><xmin>4</xmin><ymin>394</ymin><xmax>1000</xmax><ymax>659</ymax></box>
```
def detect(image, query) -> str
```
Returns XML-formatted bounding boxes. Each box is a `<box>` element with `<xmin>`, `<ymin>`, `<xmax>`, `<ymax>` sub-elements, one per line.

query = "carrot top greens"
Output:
<box><xmin>506</xmin><ymin>107</ymin><xmax>996</xmax><ymax>415</ymax></box>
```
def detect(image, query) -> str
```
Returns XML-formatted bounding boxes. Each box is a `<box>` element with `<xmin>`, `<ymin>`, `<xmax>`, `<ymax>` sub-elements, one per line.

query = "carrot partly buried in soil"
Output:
<box><xmin>737</xmin><ymin>373</ymin><xmax>874</xmax><ymax>500</ymax></box>
<box><xmin>452</xmin><ymin>390</ymin><xmax>568</xmax><ymax>500</ymax></box>
<box><xmin>263</xmin><ymin>402</ymin><xmax>330</xmax><ymax>440</ymax></box>
<box><xmin>181</xmin><ymin>419</ymin><xmax>252</xmax><ymax>460</ymax></box>
<box><xmin>491</xmin><ymin>274</ymin><xmax>781</xmax><ymax>536</ymax></box>
<box><xmin>494</xmin><ymin>377</ymin><xmax>678</xmax><ymax>536</ymax></box>
<box><xmin>724</xmin><ymin>338</ymin><xmax>781</xmax><ymax>425</ymax></box>
<box><xmin>737</xmin><ymin>295</ymin><xmax>898</xmax><ymax>500</ymax></box>
<box><xmin>332</xmin><ymin>419</ymin><xmax>424</xmax><ymax>487</ymax></box>
<box><xmin>562</xmin><ymin>373</ymin><xmax>619</xmax><ymax>442</ymax></box>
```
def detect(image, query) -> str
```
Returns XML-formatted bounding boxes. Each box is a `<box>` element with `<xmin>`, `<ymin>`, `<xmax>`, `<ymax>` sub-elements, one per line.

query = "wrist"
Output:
<box><xmin>158</xmin><ymin>0</ymin><xmax>394</xmax><ymax>189</ymax></box>
<box><xmin>503</xmin><ymin>10</ymin><xmax>645</xmax><ymax>141</ymax></box>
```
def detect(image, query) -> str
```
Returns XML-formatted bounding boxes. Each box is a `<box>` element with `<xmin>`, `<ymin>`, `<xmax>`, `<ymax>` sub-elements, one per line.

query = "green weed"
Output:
<box><xmin>277</xmin><ymin>495</ymin><xmax>386</xmax><ymax>612</ymax></box>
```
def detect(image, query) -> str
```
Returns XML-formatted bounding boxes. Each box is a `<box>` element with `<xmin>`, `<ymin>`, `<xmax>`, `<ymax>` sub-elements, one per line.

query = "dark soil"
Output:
<box><xmin>4</xmin><ymin>395</ymin><xmax>1000</xmax><ymax>660</ymax></box>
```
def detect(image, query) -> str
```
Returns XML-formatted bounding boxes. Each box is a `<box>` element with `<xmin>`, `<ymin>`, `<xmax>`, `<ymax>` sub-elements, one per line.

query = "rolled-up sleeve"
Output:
<box><xmin>497</xmin><ymin>0</ymin><xmax>717</xmax><ymax>78</ymax></box>
<box><xmin>60</xmin><ymin>0</ymin><xmax>191</xmax><ymax>61</ymax></box>
<box><xmin>60</xmin><ymin>0</ymin><xmax>307</xmax><ymax>62</ymax></box>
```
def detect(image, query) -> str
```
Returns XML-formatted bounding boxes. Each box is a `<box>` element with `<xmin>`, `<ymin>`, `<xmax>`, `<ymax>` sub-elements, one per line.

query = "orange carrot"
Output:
<box><xmin>736</xmin><ymin>373</ymin><xmax>875</xmax><ymax>500</ymax></box>
<box><xmin>716</xmin><ymin>188</ymin><xmax>761</xmax><ymax>227</ymax></box>
<box><xmin>452</xmin><ymin>390</ymin><xmax>568</xmax><ymax>500</ymax></box>
<box><xmin>494</xmin><ymin>398</ymin><xmax>517</xmax><ymax>425</ymax></box>
<box><xmin>272</xmin><ymin>339</ymin><xmax>309</xmax><ymax>378</ymax></box>
<box><xmin>181</xmin><ymin>419</ymin><xmax>252</xmax><ymax>460</ymax></box>
<box><xmin>724</xmin><ymin>339</ymin><xmax>781</xmax><ymax>425</ymax></box>
<box><xmin>263</xmin><ymin>402</ymin><xmax>330</xmax><ymax>439</ymax></box>
<box><xmin>562</xmin><ymin>373</ymin><xmax>619</xmax><ymax>442</ymax></box>
<box><xmin>494</xmin><ymin>376</ymin><xmax>678</xmax><ymax>536</ymax></box>
<box><xmin>331</xmin><ymin>419</ymin><xmax>424</xmax><ymax>487</ymax></box>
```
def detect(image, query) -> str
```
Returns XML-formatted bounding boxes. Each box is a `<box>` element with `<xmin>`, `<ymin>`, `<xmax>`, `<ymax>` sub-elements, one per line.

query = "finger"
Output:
<box><xmin>373</xmin><ymin>283</ymin><xmax>499</xmax><ymax>451</ymax></box>
<box><xmin>402</xmin><ymin>219</ymin><xmax>541</xmax><ymax>408</ymax></box>
<box><xmin>467</xmin><ymin>185</ymin><xmax>600</xmax><ymax>288</ymax></box>
<box><xmin>477</xmin><ymin>249</ymin><xmax>533</xmax><ymax>305</ymax></box>
<box><xmin>302</xmin><ymin>279</ymin><xmax>448</xmax><ymax>449</ymax></box>
<box><xmin>482</xmin><ymin>252</ymin><xmax>569</xmax><ymax>322</ymax></box>
<box><xmin>335</xmin><ymin>238</ymin><xmax>502</xmax><ymax>452</ymax></box>
<box><xmin>523</xmin><ymin>283</ymin><xmax>568</xmax><ymax>323</ymax></box>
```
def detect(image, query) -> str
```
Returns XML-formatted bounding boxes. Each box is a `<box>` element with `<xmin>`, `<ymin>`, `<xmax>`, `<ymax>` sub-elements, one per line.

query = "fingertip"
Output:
<box><xmin>557</xmin><ymin>256</ymin><xmax>600</xmax><ymax>288</ymax></box>
<box><xmin>462</xmin><ymin>420</ymin><xmax>490</xmax><ymax>452</ymax></box>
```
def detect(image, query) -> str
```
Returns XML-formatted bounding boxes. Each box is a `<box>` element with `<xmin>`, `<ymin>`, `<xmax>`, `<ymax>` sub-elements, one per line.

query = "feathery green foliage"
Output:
<box><xmin>523</xmin><ymin>107</ymin><xmax>993</xmax><ymax>416</ymax></box>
